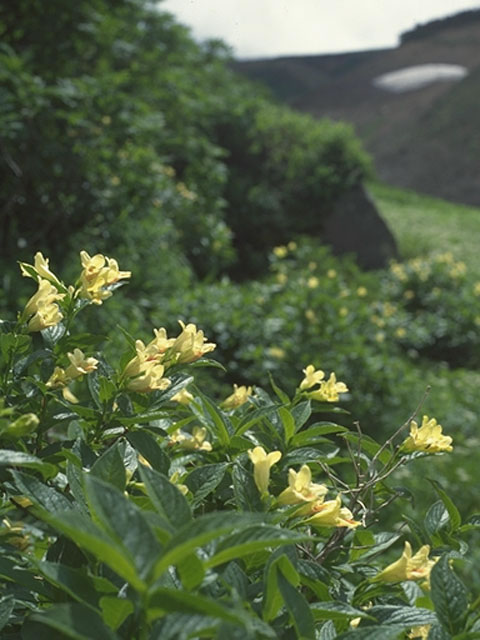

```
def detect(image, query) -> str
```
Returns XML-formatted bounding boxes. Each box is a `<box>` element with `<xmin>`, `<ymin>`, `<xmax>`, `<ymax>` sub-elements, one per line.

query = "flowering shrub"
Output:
<box><xmin>0</xmin><ymin>251</ymin><xmax>479</xmax><ymax>639</ymax></box>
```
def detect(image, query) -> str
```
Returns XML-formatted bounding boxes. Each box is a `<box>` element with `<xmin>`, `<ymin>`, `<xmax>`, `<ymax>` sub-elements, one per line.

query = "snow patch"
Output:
<box><xmin>373</xmin><ymin>64</ymin><xmax>468</xmax><ymax>93</ymax></box>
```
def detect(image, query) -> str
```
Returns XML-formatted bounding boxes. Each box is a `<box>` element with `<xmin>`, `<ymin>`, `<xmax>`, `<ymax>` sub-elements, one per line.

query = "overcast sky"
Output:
<box><xmin>159</xmin><ymin>0</ymin><xmax>480</xmax><ymax>59</ymax></box>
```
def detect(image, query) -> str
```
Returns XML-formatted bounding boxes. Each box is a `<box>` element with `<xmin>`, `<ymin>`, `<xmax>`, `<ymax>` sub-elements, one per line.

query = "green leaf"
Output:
<box><xmin>342</xmin><ymin>433</ymin><xmax>391</xmax><ymax>465</ymax></box>
<box><xmin>0</xmin><ymin>450</ymin><xmax>56</xmax><ymax>477</ymax></box>
<box><xmin>191</xmin><ymin>393</ymin><xmax>231</xmax><ymax>446</ymax></box>
<box><xmin>234</xmin><ymin>405</ymin><xmax>278</xmax><ymax>437</ymax></box>
<box><xmin>151</xmin><ymin>613</ymin><xmax>217</xmax><ymax>640</ymax></box>
<box><xmin>263</xmin><ymin>550</ymin><xmax>299</xmax><ymax>622</ymax></box>
<box><xmin>138</xmin><ymin>464</ymin><xmax>191</xmax><ymax>529</ymax></box>
<box><xmin>90</xmin><ymin>441</ymin><xmax>126</xmax><ymax>491</ymax></box>
<box><xmin>232</xmin><ymin>459</ymin><xmax>263</xmax><ymax>511</ymax></box>
<box><xmin>336</xmin><ymin>626</ymin><xmax>405</xmax><ymax>639</ymax></box>
<box><xmin>277</xmin><ymin>569</ymin><xmax>315</xmax><ymax>639</ymax></box>
<box><xmin>205</xmin><ymin>525</ymin><xmax>308</xmax><ymax>569</ymax></box>
<box><xmin>176</xmin><ymin>552</ymin><xmax>206</xmax><ymax>590</ymax></box>
<box><xmin>291</xmin><ymin>400</ymin><xmax>312</xmax><ymax>432</ymax></box>
<box><xmin>10</xmin><ymin>469</ymin><xmax>73</xmax><ymax>512</ymax></box>
<box><xmin>126</xmin><ymin>431</ymin><xmax>170</xmax><ymax>474</ymax></box>
<box><xmin>278</xmin><ymin>406</ymin><xmax>295</xmax><ymax>443</ymax></box>
<box><xmin>369</xmin><ymin>605</ymin><xmax>437</xmax><ymax>626</ymax></box>
<box><xmin>311</xmin><ymin>602</ymin><xmax>369</xmax><ymax>621</ymax></box>
<box><xmin>428</xmin><ymin>479</ymin><xmax>461</xmax><ymax>532</ymax></box>
<box><xmin>41</xmin><ymin>323</ymin><xmax>66</xmax><ymax>347</ymax></box>
<box><xmin>185</xmin><ymin>462</ymin><xmax>228</xmax><ymax>506</ymax></box>
<box><xmin>318</xmin><ymin>620</ymin><xmax>337</xmax><ymax>640</ymax></box>
<box><xmin>427</xmin><ymin>622</ymin><xmax>452</xmax><ymax>639</ymax></box>
<box><xmin>425</xmin><ymin>501</ymin><xmax>450</xmax><ymax>537</ymax></box>
<box><xmin>99</xmin><ymin>597</ymin><xmax>134</xmax><ymax>631</ymax></box>
<box><xmin>84</xmin><ymin>474</ymin><xmax>162</xmax><ymax>583</ymax></box>
<box><xmin>430</xmin><ymin>555</ymin><xmax>468</xmax><ymax>634</ymax></box>
<box><xmin>153</xmin><ymin>513</ymin><xmax>262</xmax><ymax>580</ymax></box>
<box><xmin>23</xmin><ymin>603</ymin><xmax>118</xmax><ymax>640</ymax></box>
<box><xmin>147</xmin><ymin>588</ymin><xmax>245</xmax><ymax>625</ymax></box>
<box><xmin>268</xmin><ymin>372</ymin><xmax>290</xmax><ymax>404</ymax></box>
<box><xmin>36</xmin><ymin>561</ymin><xmax>117</xmax><ymax>609</ymax></box>
<box><xmin>0</xmin><ymin>595</ymin><xmax>14</xmax><ymax>632</ymax></box>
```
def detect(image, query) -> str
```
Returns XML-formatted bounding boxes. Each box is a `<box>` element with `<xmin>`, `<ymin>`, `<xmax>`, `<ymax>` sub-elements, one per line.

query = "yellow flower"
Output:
<box><xmin>307</xmin><ymin>276</ymin><xmax>319</xmax><ymax>289</ymax></box>
<box><xmin>308</xmin><ymin>372</ymin><xmax>348</xmax><ymax>402</ymax></box>
<box><xmin>223</xmin><ymin>384</ymin><xmax>253</xmax><ymax>409</ymax></box>
<box><xmin>170</xmin><ymin>427</ymin><xmax>212</xmax><ymax>452</ymax></box>
<box><xmin>248</xmin><ymin>446</ymin><xmax>282</xmax><ymax>495</ymax></box>
<box><xmin>339</xmin><ymin>306</ymin><xmax>348</xmax><ymax>318</ymax></box>
<box><xmin>273</xmin><ymin>245</ymin><xmax>288</xmax><ymax>258</ymax></box>
<box><xmin>27</xmin><ymin>298</ymin><xmax>63</xmax><ymax>332</ymax></box>
<box><xmin>171</xmin><ymin>321</ymin><xmax>216</xmax><ymax>364</ymax></box>
<box><xmin>171</xmin><ymin>388</ymin><xmax>194</xmax><ymax>405</ymax></box>
<box><xmin>299</xmin><ymin>364</ymin><xmax>325</xmax><ymax>390</ymax></box>
<box><xmin>357</xmin><ymin>286</ymin><xmax>367</xmax><ymax>297</ymax></box>
<box><xmin>327</xmin><ymin>269</ymin><xmax>337</xmax><ymax>279</ymax></box>
<box><xmin>19</xmin><ymin>252</ymin><xmax>62</xmax><ymax>285</ymax></box>
<box><xmin>277</xmin><ymin>465</ymin><xmax>328</xmax><ymax>513</ymax></box>
<box><xmin>390</xmin><ymin>261</ymin><xmax>407</xmax><ymax>282</ymax></box>
<box><xmin>373</xmin><ymin>542</ymin><xmax>437</xmax><ymax>587</ymax></box>
<box><xmin>395</xmin><ymin>327</ymin><xmax>407</xmax><ymax>338</ymax></box>
<box><xmin>408</xmin><ymin>626</ymin><xmax>431</xmax><ymax>639</ymax></box>
<box><xmin>305</xmin><ymin>309</ymin><xmax>316</xmax><ymax>322</ymax></box>
<box><xmin>287</xmin><ymin>241</ymin><xmax>297</xmax><ymax>251</ymax></box>
<box><xmin>78</xmin><ymin>251</ymin><xmax>131</xmax><ymax>305</ymax></box>
<box><xmin>304</xmin><ymin>495</ymin><xmax>360</xmax><ymax>529</ymax></box>
<box><xmin>268</xmin><ymin>346</ymin><xmax>285</xmax><ymax>359</ymax></box>
<box><xmin>473</xmin><ymin>282</ymin><xmax>480</xmax><ymax>296</ymax></box>
<box><xmin>170</xmin><ymin>470</ymin><xmax>189</xmax><ymax>495</ymax></box>
<box><xmin>64</xmin><ymin>349</ymin><xmax>98</xmax><ymax>380</ymax></box>
<box><xmin>403</xmin><ymin>289</ymin><xmax>415</xmax><ymax>300</ymax></box>
<box><xmin>276</xmin><ymin>273</ymin><xmax>288</xmax><ymax>285</ymax></box>
<box><xmin>402</xmin><ymin>415</ymin><xmax>453</xmax><ymax>454</ymax></box>
<box><xmin>126</xmin><ymin>360</ymin><xmax>171</xmax><ymax>393</ymax></box>
<box><xmin>375</xmin><ymin>331</ymin><xmax>385</xmax><ymax>343</ymax></box>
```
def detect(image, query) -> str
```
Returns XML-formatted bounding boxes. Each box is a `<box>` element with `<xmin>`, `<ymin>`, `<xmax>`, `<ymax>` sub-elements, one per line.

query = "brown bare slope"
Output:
<box><xmin>233</xmin><ymin>10</ymin><xmax>480</xmax><ymax>206</ymax></box>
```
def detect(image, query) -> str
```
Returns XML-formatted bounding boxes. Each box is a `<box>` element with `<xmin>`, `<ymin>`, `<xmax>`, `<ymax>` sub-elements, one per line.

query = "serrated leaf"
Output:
<box><xmin>277</xmin><ymin>569</ymin><xmax>315</xmax><ymax>639</ymax></box>
<box><xmin>428</xmin><ymin>480</ymin><xmax>461</xmax><ymax>532</ymax></box>
<box><xmin>425</xmin><ymin>501</ymin><xmax>450</xmax><ymax>537</ymax></box>
<box><xmin>23</xmin><ymin>603</ymin><xmax>118</xmax><ymax>640</ymax></box>
<box><xmin>138</xmin><ymin>464</ymin><xmax>191</xmax><ymax>529</ymax></box>
<box><xmin>0</xmin><ymin>450</ymin><xmax>56</xmax><ymax>478</ymax></box>
<box><xmin>126</xmin><ymin>431</ymin><xmax>170</xmax><ymax>474</ymax></box>
<box><xmin>90</xmin><ymin>441</ymin><xmax>126</xmax><ymax>490</ymax></box>
<box><xmin>336</xmin><ymin>625</ymin><xmax>405</xmax><ymax>639</ymax></box>
<box><xmin>99</xmin><ymin>596</ymin><xmax>134</xmax><ymax>630</ymax></box>
<box><xmin>205</xmin><ymin>525</ymin><xmax>307</xmax><ymax>569</ymax></box>
<box><xmin>185</xmin><ymin>463</ymin><xmax>228</xmax><ymax>506</ymax></box>
<box><xmin>369</xmin><ymin>605</ymin><xmax>437</xmax><ymax>626</ymax></box>
<box><xmin>0</xmin><ymin>595</ymin><xmax>14</xmax><ymax>632</ymax></box>
<box><xmin>84</xmin><ymin>474</ymin><xmax>162</xmax><ymax>582</ymax></box>
<box><xmin>430</xmin><ymin>555</ymin><xmax>468</xmax><ymax>634</ymax></box>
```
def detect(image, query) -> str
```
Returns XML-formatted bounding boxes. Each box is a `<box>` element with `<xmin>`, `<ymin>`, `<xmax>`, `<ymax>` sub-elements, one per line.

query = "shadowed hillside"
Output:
<box><xmin>233</xmin><ymin>9</ymin><xmax>480</xmax><ymax>206</ymax></box>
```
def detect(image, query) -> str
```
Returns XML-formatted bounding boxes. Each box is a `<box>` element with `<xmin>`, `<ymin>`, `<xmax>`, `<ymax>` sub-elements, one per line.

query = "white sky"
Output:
<box><xmin>159</xmin><ymin>0</ymin><xmax>480</xmax><ymax>59</ymax></box>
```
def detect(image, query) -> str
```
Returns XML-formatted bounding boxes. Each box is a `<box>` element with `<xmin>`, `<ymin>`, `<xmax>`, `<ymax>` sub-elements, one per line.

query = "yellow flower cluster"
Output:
<box><xmin>299</xmin><ymin>365</ymin><xmax>348</xmax><ymax>402</ymax></box>
<box><xmin>373</xmin><ymin>541</ymin><xmax>437</xmax><ymax>589</ymax></box>
<box><xmin>170</xmin><ymin>426</ymin><xmax>212</xmax><ymax>451</ymax></box>
<box><xmin>78</xmin><ymin>250</ymin><xmax>131</xmax><ymax>305</ymax></box>
<box><xmin>222</xmin><ymin>384</ymin><xmax>253</xmax><ymax>409</ymax></box>
<box><xmin>23</xmin><ymin>278</ymin><xmax>65</xmax><ymax>332</ymax></box>
<box><xmin>46</xmin><ymin>349</ymin><xmax>99</xmax><ymax>402</ymax></box>
<box><xmin>122</xmin><ymin>322</ymin><xmax>215</xmax><ymax>393</ymax></box>
<box><xmin>402</xmin><ymin>415</ymin><xmax>453</xmax><ymax>454</ymax></box>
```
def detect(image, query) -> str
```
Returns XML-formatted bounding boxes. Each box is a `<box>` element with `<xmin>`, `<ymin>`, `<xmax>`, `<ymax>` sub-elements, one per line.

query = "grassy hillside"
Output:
<box><xmin>370</xmin><ymin>182</ymin><xmax>480</xmax><ymax>274</ymax></box>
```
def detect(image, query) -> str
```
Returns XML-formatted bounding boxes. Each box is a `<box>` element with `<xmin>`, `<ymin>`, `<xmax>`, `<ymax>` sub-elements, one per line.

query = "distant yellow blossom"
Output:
<box><xmin>395</xmin><ymin>327</ymin><xmax>407</xmax><ymax>338</ymax></box>
<box><xmin>223</xmin><ymin>384</ymin><xmax>253</xmax><ymax>409</ymax></box>
<box><xmin>339</xmin><ymin>306</ymin><xmax>348</xmax><ymax>318</ymax></box>
<box><xmin>248</xmin><ymin>446</ymin><xmax>282</xmax><ymax>495</ymax></box>
<box><xmin>474</xmin><ymin>282</ymin><xmax>480</xmax><ymax>296</ymax></box>
<box><xmin>287</xmin><ymin>241</ymin><xmax>297</xmax><ymax>251</ymax></box>
<box><xmin>273</xmin><ymin>245</ymin><xmax>288</xmax><ymax>258</ymax></box>
<box><xmin>402</xmin><ymin>415</ymin><xmax>453</xmax><ymax>454</ymax></box>
<box><xmin>403</xmin><ymin>289</ymin><xmax>415</xmax><ymax>300</ymax></box>
<box><xmin>276</xmin><ymin>273</ymin><xmax>288</xmax><ymax>285</ymax></box>
<box><xmin>299</xmin><ymin>365</ymin><xmax>325</xmax><ymax>390</ymax></box>
<box><xmin>375</xmin><ymin>331</ymin><xmax>385</xmax><ymax>343</ymax></box>
<box><xmin>357</xmin><ymin>286</ymin><xmax>367</xmax><ymax>297</ymax></box>
<box><xmin>307</xmin><ymin>276</ymin><xmax>319</xmax><ymax>289</ymax></box>
<box><xmin>304</xmin><ymin>494</ymin><xmax>360</xmax><ymax>529</ymax></box>
<box><xmin>327</xmin><ymin>269</ymin><xmax>337</xmax><ymax>279</ymax></box>
<box><xmin>268</xmin><ymin>346</ymin><xmax>285</xmax><ymax>360</ymax></box>
<box><xmin>305</xmin><ymin>309</ymin><xmax>316</xmax><ymax>321</ymax></box>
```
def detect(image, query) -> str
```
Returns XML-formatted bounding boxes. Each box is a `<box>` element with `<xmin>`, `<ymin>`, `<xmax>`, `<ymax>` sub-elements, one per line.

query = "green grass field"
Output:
<box><xmin>369</xmin><ymin>182</ymin><xmax>480</xmax><ymax>275</ymax></box>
